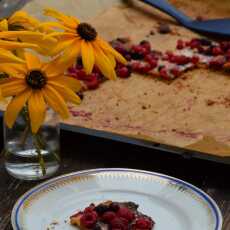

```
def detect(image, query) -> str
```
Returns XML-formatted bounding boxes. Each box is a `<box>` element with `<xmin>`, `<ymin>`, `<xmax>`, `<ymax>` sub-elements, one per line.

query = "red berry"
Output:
<box><xmin>131</xmin><ymin>61</ymin><xmax>142</xmax><ymax>71</ymax></box>
<box><xmin>159</xmin><ymin>67</ymin><xmax>170</xmax><ymax>80</ymax></box>
<box><xmin>191</xmin><ymin>56</ymin><xmax>199</xmax><ymax>64</ymax></box>
<box><xmin>84</xmin><ymin>73</ymin><xmax>100</xmax><ymax>90</ymax></box>
<box><xmin>101</xmin><ymin>211</ymin><xmax>116</xmax><ymax>223</ymax></box>
<box><xmin>189</xmin><ymin>39</ymin><xmax>200</xmax><ymax>49</ymax></box>
<box><xmin>111</xmin><ymin>217</ymin><xmax>129</xmax><ymax>230</ymax></box>
<box><xmin>140</xmin><ymin>40</ymin><xmax>151</xmax><ymax>52</ymax></box>
<box><xmin>212</xmin><ymin>46</ymin><xmax>223</xmax><ymax>56</ymax></box>
<box><xmin>134</xmin><ymin>217</ymin><xmax>153</xmax><ymax>229</ymax></box>
<box><xmin>144</xmin><ymin>54</ymin><xmax>156</xmax><ymax>63</ymax></box>
<box><xmin>80</xmin><ymin>211</ymin><xmax>98</xmax><ymax>228</ymax></box>
<box><xmin>75</xmin><ymin>69</ymin><xmax>87</xmax><ymax>80</ymax></box>
<box><xmin>170</xmin><ymin>67</ymin><xmax>181</xmax><ymax>78</ymax></box>
<box><xmin>176</xmin><ymin>39</ymin><xmax>184</xmax><ymax>49</ymax></box>
<box><xmin>209</xmin><ymin>56</ymin><xmax>225</xmax><ymax>69</ymax></box>
<box><xmin>84</xmin><ymin>204</ymin><xmax>95</xmax><ymax>213</ymax></box>
<box><xmin>117</xmin><ymin>207</ymin><xmax>134</xmax><ymax>222</ymax></box>
<box><xmin>117</xmin><ymin>66</ymin><xmax>131</xmax><ymax>78</ymax></box>
<box><xmin>148</xmin><ymin>59</ymin><xmax>157</xmax><ymax>68</ymax></box>
<box><xmin>140</xmin><ymin>63</ymin><xmax>153</xmax><ymax>73</ymax></box>
<box><xmin>175</xmin><ymin>55</ymin><xmax>190</xmax><ymax>65</ymax></box>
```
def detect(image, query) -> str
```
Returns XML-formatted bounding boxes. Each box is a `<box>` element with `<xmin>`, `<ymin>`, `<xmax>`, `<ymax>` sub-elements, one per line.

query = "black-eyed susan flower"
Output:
<box><xmin>40</xmin><ymin>8</ymin><xmax>127</xmax><ymax>80</ymax></box>
<box><xmin>0</xmin><ymin>52</ymin><xmax>81</xmax><ymax>133</ymax></box>
<box><xmin>0</xmin><ymin>11</ymin><xmax>40</xmax><ymax>31</ymax></box>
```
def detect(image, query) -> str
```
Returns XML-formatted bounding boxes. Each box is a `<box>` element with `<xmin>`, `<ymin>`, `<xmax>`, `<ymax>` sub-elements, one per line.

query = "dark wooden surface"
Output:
<box><xmin>0</xmin><ymin>129</ymin><xmax>230</xmax><ymax>230</ymax></box>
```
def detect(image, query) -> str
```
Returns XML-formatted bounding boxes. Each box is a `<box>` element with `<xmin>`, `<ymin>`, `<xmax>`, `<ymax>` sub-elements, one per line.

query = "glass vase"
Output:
<box><xmin>4</xmin><ymin>108</ymin><xmax>60</xmax><ymax>181</ymax></box>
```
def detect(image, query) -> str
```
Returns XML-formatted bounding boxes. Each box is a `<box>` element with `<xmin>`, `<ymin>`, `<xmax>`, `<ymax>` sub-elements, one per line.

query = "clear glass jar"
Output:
<box><xmin>4</xmin><ymin>108</ymin><xmax>60</xmax><ymax>181</ymax></box>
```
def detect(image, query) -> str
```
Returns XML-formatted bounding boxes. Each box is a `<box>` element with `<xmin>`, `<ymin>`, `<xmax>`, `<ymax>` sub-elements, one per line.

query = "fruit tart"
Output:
<box><xmin>70</xmin><ymin>201</ymin><xmax>155</xmax><ymax>230</ymax></box>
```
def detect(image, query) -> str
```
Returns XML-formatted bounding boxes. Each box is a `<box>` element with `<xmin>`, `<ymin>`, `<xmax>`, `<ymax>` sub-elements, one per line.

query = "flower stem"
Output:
<box><xmin>33</xmin><ymin>135</ymin><xmax>46</xmax><ymax>176</ymax></box>
<box><xmin>20</xmin><ymin>124</ymin><xmax>30</xmax><ymax>149</ymax></box>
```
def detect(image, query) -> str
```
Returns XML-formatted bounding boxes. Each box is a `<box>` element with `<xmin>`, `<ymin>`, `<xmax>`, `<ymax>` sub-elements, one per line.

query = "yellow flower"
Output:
<box><xmin>0</xmin><ymin>10</ymin><xmax>51</xmax><ymax>32</ymax></box>
<box><xmin>41</xmin><ymin>8</ymin><xmax>127</xmax><ymax>79</ymax></box>
<box><xmin>0</xmin><ymin>30</ymin><xmax>57</xmax><ymax>55</ymax></box>
<box><xmin>0</xmin><ymin>52</ymin><xmax>81</xmax><ymax>133</ymax></box>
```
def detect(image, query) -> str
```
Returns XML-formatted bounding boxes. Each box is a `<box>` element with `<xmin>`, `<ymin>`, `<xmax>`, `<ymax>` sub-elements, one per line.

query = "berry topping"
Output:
<box><xmin>80</xmin><ymin>211</ymin><xmax>98</xmax><ymax>228</ymax></box>
<box><xmin>101</xmin><ymin>211</ymin><xmax>116</xmax><ymax>223</ymax></box>
<box><xmin>109</xmin><ymin>202</ymin><xmax>120</xmax><ymax>212</ymax></box>
<box><xmin>117</xmin><ymin>66</ymin><xmax>131</xmax><ymax>78</ymax></box>
<box><xmin>140</xmin><ymin>40</ymin><xmax>151</xmax><ymax>52</ymax></box>
<box><xmin>84</xmin><ymin>73</ymin><xmax>100</xmax><ymax>90</ymax></box>
<box><xmin>212</xmin><ymin>46</ymin><xmax>223</xmax><ymax>56</ymax></box>
<box><xmin>117</xmin><ymin>207</ymin><xmax>135</xmax><ymax>222</ymax></box>
<box><xmin>134</xmin><ymin>217</ymin><xmax>154</xmax><ymax>230</ymax></box>
<box><xmin>111</xmin><ymin>217</ymin><xmax>129</xmax><ymax>230</ymax></box>
<box><xmin>94</xmin><ymin>204</ymin><xmax>109</xmax><ymax>215</ymax></box>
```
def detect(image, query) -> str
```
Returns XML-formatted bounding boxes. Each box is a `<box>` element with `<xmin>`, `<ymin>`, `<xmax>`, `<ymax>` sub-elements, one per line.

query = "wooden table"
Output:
<box><xmin>0</xmin><ymin>129</ymin><xmax>230</xmax><ymax>229</ymax></box>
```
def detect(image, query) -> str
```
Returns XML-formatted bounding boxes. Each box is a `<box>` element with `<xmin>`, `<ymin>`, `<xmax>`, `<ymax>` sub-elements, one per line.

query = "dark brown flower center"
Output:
<box><xmin>26</xmin><ymin>70</ymin><xmax>47</xmax><ymax>89</ymax></box>
<box><xmin>77</xmin><ymin>23</ymin><xmax>97</xmax><ymax>41</ymax></box>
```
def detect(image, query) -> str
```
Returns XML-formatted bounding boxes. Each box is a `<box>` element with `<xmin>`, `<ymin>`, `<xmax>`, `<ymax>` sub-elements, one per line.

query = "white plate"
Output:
<box><xmin>12</xmin><ymin>168</ymin><xmax>222</xmax><ymax>230</ymax></box>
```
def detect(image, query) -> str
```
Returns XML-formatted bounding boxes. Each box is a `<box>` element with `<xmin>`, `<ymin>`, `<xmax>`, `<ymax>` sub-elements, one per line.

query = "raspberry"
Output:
<box><xmin>117</xmin><ymin>207</ymin><xmax>135</xmax><ymax>222</ymax></box>
<box><xmin>139</xmin><ymin>63</ymin><xmax>153</xmax><ymax>74</ymax></box>
<box><xmin>131</xmin><ymin>61</ymin><xmax>142</xmax><ymax>72</ymax></box>
<box><xmin>170</xmin><ymin>67</ymin><xmax>181</xmax><ymax>78</ymax></box>
<box><xmin>84</xmin><ymin>73</ymin><xmax>100</xmax><ymax>90</ymax></box>
<box><xmin>212</xmin><ymin>46</ymin><xmax>223</xmax><ymax>56</ymax></box>
<box><xmin>159</xmin><ymin>67</ymin><xmax>170</xmax><ymax>80</ymax></box>
<box><xmin>148</xmin><ymin>59</ymin><xmax>157</xmax><ymax>68</ymax></box>
<box><xmin>176</xmin><ymin>39</ymin><xmax>184</xmax><ymax>49</ymax></box>
<box><xmin>101</xmin><ymin>211</ymin><xmax>116</xmax><ymax>223</ymax></box>
<box><xmin>191</xmin><ymin>56</ymin><xmax>199</xmax><ymax>64</ymax></box>
<box><xmin>111</xmin><ymin>217</ymin><xmax>129</xmax><ymax>230</ymax></box>
<box><xmin>109</xmin><ymin>202</ymin><xmax>120</xmax><ymax>212</ymax></box>
<box><xmin>209</xmin><ymin>56</ymin><xmax>225</xmax><ymax>69</ymax></box>
<box><xmin>76</xmin><ymin>69</ymin><xmax>87</xmax><ymax>80</ymax></box>
<box><xmin>134</xmin><ymin>217</ymin><xmax>153</xmax><ymax>229</ymax></box>
<box><xmin>189</xmin><ymin>39</ymin><xmax>200</xmax><ymax>49</ymax></box>
<box><xmin>94</xmin><ymin>204</ymin><xmax>109</xmax><ymax>215</ymax></box>
<box><xmin>117</xmin><ymin>66</ymin><xmax>131</xmax><ymax>78</ymax></box>
<box><xmin>80</xmin><ymin>211</ymin><xmax>98</xmax><ymax>228</ymax></box>
<box><xmin>84</xmin><ymin>204</ymin><xmax>96</xmax><ymax>213</ymax></box>
<box><xmin>140</xmin><ymin>40</ymin><xmax>151</xmax><ymax>52</ymax></box>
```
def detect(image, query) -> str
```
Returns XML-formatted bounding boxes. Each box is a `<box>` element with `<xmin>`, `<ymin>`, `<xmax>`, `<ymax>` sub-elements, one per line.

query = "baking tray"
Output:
<box><xmin>2</xmin><ymin>0</ymin><xmax>225</xmax><ymax>165</ymax></box>
<box><xmin>60</xmin><ymin>122</ymin><xmax>230</xmax><ymax>165</ymax></box>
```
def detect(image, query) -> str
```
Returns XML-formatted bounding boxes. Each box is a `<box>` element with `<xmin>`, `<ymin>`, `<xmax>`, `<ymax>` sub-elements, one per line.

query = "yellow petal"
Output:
<box><xmin>42</xmin><ymin>85</ymin><xmax>69</xmax><ymax>119</ymax></box>
<box><xmin>50</xmin><ymin>38</ymin><xmax>75</xmax><ymax>56</ymax></box>
<box><xmin>4</xmin><ymin>89</ymin><xmax>31</xmax><ymax>128</ymax></box>
<box><xmin>8</xmin><ymin>11</ymin><xmax>39</xmax><ymax>27</ymax></box>
<box><xmin>97</xmin><ymin>37</ymin><xmax>127</xmax><ymax>64</ymax></box>
<box><xmin>93</xmin><ymin>45</ymin><xmax>117</xmax><ymax>80</ymax></box>
<box><xmin>107</xmin><ymin>53</ymin><xmax>116</xmax><ymax>68</ymax></box>
<box><xmin>44</xmin><ymin>8</ymin><xmax>79</xmax><ymax>28</ymax></box>
<box><xmin>81</xmin><ymin>41</ymin><xmax>95</xmax><ymax>74</ymax></box>
<box><xmin>42</xmin><ymin>58</ymin><xmax>68</xmax><ymax>78</ymax></box>
<box><xmin>1</xmin><ymin>78</ymin><xmax>27</xmax><ymax>97</ymax></box>
<box><xmin>49</xmin><ymin>80</ymin><xmax>81</xmax><ymax>104</ymax></box>
<box><xmin>53</xmin><ymin>76</ymin><xmax>82</xmax><ymax>92</ymax></box>
<box><xmin>0</xmin><ymin>48</ymin><xmax>25</xmax><ymax>63</ymax></box>
<box><xmin>0</xmin><ymin>40</ymin><xmax>38</xmax><ymax>50</ymax></box>
<box><xmin>0</xmin><ymin>19</ymin><xmax>8</xmax><ymax>31</ymax></box>
<box><xmin>28</xmin><ymin>91</ymin><xmax>46</xmax><ymax>133</ymax></box>
<box><xmin>0</xmin><ymin>63</ymin><xmax>26</xmax><ymax>77</ymax></box>
<box><xmin>61</xmin><ymin>40</ymin><xmax>81</xmax><ymax>64</ymax></box>
<box><xmin>24</xmin><ymin>52</ymin><xmax>42</xmax><ymax>70</ymax></box>
<box><xmin>38</xmin><ymin>22</ymin><xmax>74</xmax><ymax>32</ymax></box>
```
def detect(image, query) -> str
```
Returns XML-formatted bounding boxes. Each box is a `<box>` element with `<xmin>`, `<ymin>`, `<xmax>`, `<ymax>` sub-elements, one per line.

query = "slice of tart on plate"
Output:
<box><xmin>70</xmin><ymin>201</ymin><xmax>155</xmax><ymax>230</ymax></box>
